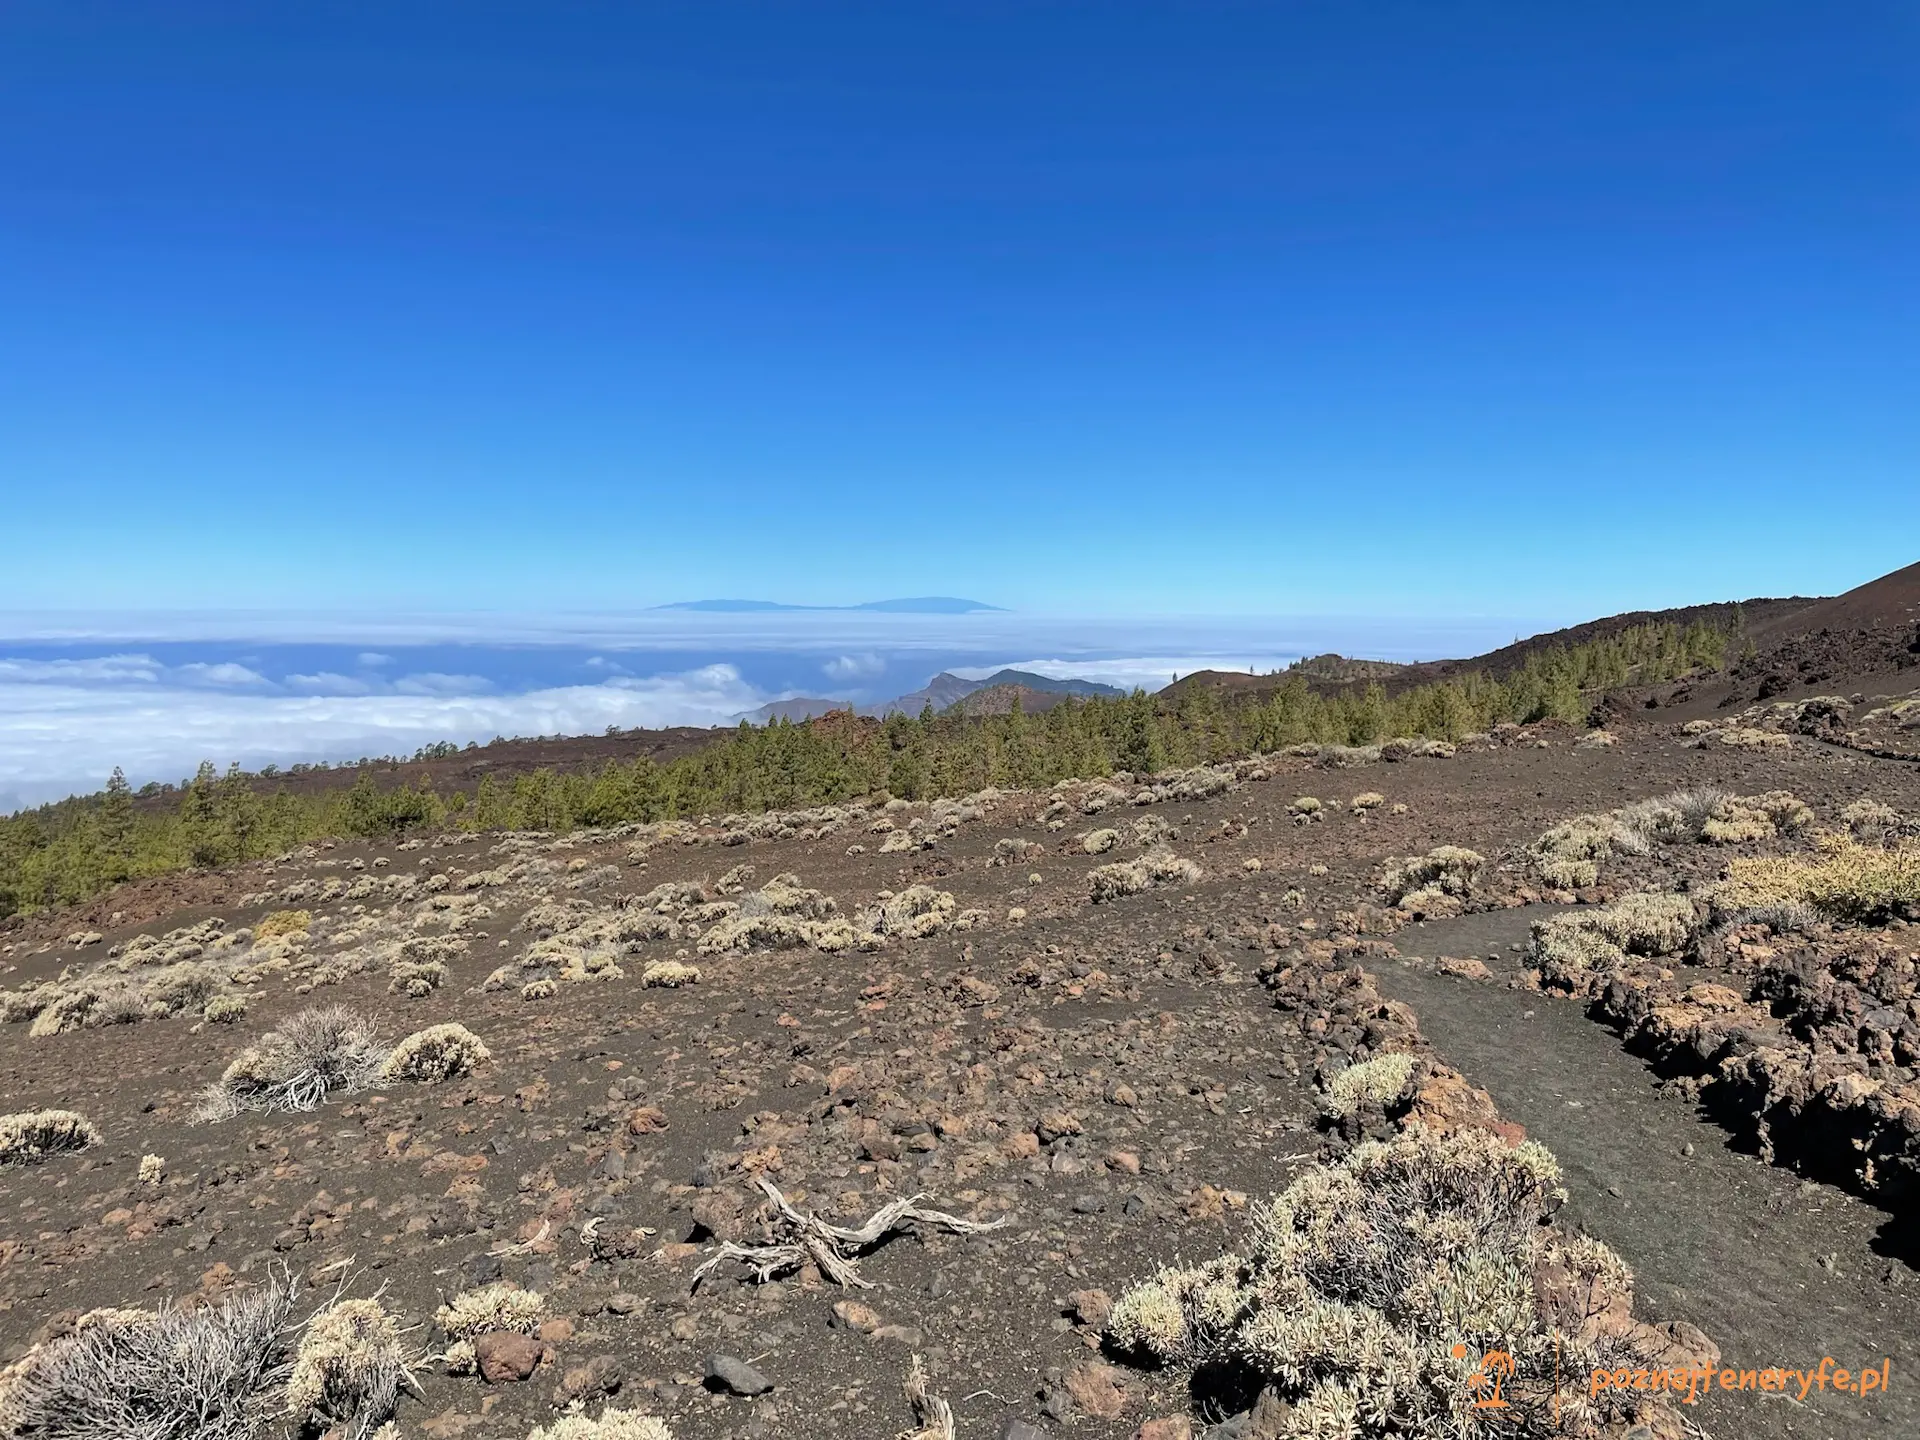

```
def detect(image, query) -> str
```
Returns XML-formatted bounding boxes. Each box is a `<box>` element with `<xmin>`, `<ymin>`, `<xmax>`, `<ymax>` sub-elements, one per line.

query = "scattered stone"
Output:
<box><xmin>1067</xmin><ymin>1288</ymin><xmax>1113</xmax><ymax>1328</ymax></box>
<box><xmin>704</xmin><ymin>1352</ymin><xmax>774</xmax><ymax>1396</ymax></box>
<box><xmin>553</xmin><ymin>1353</ymin><xmax>624</xmax><ymax>1406</ymax></box>
<box><xmin>474</xmin><ymin>1330</ymin><xmax>542</xmax><ymax>1384</ymax></box>
<box><xmin>829</xmin><ymin>1299</ymin><xmax>882</xmax><ymax>1333</ymax></box>
<box><xmin>1063</xmin><ymin>1361</ymin><xmax>1129</xmax><ymax>1420</ymax></box>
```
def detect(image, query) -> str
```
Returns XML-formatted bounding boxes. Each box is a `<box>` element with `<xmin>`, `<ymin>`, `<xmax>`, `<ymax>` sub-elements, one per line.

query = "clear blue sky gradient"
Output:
<box><xmin>3</xmin><ymin>2</ymin><xmax>1914</xmax><ymax>619</ymax></box>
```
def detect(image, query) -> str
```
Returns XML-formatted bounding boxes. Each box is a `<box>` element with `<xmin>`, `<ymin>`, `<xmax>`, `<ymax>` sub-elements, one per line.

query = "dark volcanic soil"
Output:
<box><xmin>4</xmin><ymin>720</ymin><xmax>1920</xmax><ymax>1438</ymax></box>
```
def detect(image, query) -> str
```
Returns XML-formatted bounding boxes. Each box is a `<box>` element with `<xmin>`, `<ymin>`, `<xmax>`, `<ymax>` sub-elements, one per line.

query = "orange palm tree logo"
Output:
<box><xmin>1453</xmin><ymin>1343</ymin><xmax>1515</xmax><ymax>1408</ymax></box>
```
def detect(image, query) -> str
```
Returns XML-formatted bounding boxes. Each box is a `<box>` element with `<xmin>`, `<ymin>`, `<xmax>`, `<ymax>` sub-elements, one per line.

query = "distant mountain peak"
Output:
<box><xmin>729</xmin><ymin>665</ymin><xmax>1123</xmax><ymax>726</ymax></box>
<box><xmin>654</xmin><ymin>597</ymin><xmax>1003</xmax><ymax>614</ymax></box>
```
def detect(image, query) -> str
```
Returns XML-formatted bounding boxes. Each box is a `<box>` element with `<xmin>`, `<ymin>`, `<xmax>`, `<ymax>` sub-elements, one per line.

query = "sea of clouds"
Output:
<box><xmin>0</xmin><ymin>610</ymin><xmax>1532</xmax><ymax>809</ymax></box>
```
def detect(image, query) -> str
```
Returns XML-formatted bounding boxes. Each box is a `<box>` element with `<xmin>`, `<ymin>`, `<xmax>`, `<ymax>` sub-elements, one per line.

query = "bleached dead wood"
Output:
<box><xmin>691</xmin><ymin>1176</ymin><xmax>1008</xmax><ymax>1290</ymax></box>
<box><xmin>900</xmin><ymin>1354</ymin><xmax>956</xmax><ymax>1440</ymax></box>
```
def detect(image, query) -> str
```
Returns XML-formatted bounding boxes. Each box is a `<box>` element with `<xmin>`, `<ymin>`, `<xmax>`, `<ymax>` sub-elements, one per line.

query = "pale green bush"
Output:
<box><xmin>0</xmin><ymin>1109</ymin><xmax>100</xmax><ymax>1165</ymax></box>
<box><xmin>1378</xmin><ymin>847</ymin><xmax>1483</xmax><ymax>906</ymax></box>
<box><xmin>1106</xmin><ymin>1127</ymin><xmax>1653</xmax><ymax>1437</ymax></box>
<box><xmin>437</xmin><ymin>1283</ymin><xmax>543</xmax><ymax>1341</ymax></box>
<box><xmin>1528</xmin><ymin>891</ymin><xmax>1701</xmax><ymax>991</ymax></box>
<box><xmin>287</xmin><ymin>1297</ymin><xmax>408</xmax><ymax>1435</ymax></box>
<box><xmin>1324</xmin><ymin>1052</ymin><xmax>1418</xmax><ymax>1119</ymax></box>
<box><xmin>380</xmin><ymin>1023</ymin><xmax>490</xmax><ymax>1084</ymax></box>
<box><xmin>527</xmin><ymin>1408</ymin><xmax>672</xmax><ymax>1439</ymax></box>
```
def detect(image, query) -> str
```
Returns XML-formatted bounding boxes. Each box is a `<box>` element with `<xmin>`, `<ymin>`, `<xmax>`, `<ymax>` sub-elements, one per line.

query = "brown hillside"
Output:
<box><xmin>1747</xmin><ymin>558</ymin><xmax>1920</xmax><ymax>643</ymax></box>
<box><xmin>1166</xmin><ymin>596</ymin><xmax>1815</xmax><ymax>705</ymax></box>
<box><xmin>191</xmin><ymin>725</ymin><xmax>725</xmax><ymax>810</ymax></box>
<box><xmin>948</xmin><ymin>683</ymin><xmax>1081</xmax><ymax>717</ymax></box>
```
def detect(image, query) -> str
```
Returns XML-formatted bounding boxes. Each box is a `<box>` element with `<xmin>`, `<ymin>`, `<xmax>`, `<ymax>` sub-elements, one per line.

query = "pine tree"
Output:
<box><xmin>218</xmin><ymin>762</ymin><xmax>263</xmax><ymax>860</ymax></box>
<box><xmin>99</xmin><ymin>767</ymin><xmax>135</xmax><ymax>871</ymax></box>
<box><xmin>180</xmin><ymin>761</ymin><xmax>227</xmax><ymax>868</ymax></box>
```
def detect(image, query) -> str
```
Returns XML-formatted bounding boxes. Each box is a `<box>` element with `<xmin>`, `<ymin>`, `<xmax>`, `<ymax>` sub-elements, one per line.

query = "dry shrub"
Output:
<box><xmin>642</xmin><ymin>960</ymin><xmax>701</xmax><ymax>987</ymax></box>
<box><xmin>0</xmin><ymin>1109</ymin><xmax>100</xmax><ymax>1165</ymax></box>
<box><xmin>0</xmin><ymin>1279</ymin><xmax>295</xmax><ymax>1440</ymax></box>
<box><xmin>1528</xmin><ymin>788</ymin><xmax>1763</xmax><ymax>887</ymax></box>
<box><xmin>1378</xmin><ymin>846</ymin><xmax>1483</xmax><ymax>908</ymax></box>
<box><xmin>1711</xmin><ymin>836</ymin><xmax>1920</xmax><ymax>924</ymax></box>
<box><xmin>556</xmin><ymin>948</ymin><xmax>625</xmax><ymax>984</ymax></box>
<box><xmin>1323</xmin><ymin>1052</ymin><xmax>1417</xmax><ymax>1119</ymax></box>
<box><xmin>387</xmin><ymin>959</ymin><xmax>447</xmax><ymax>998</ymax></box>
<box><xmin>697</xmin><ymin>875</ymin><xmax>858</xmax><ymax>953</ymax></box>
<box><xmin>380</xmin><ymin>1023</ymin><xmax>490</xmax><ymax>1084</ymax></box>
<box><xmin>1700</xmin><ymin>791</ymin><xmax>1811</xmax><ymax>845</ymax></box>
<box><xmin>437</xmin><ymin>1282</ymin><xmax>543</xmax><ymax>1341</ymax></box>
<box><xmin>254</xmin><ymin>909</ymin><xmax>312</xmax><ymax>941</ymax></box>
<box><xmin>713</xmin><ymin>862</ymin><xmax>756</xmax><ymax>894</ymax></box>
<box><xmin>138</xmin><ymin>962</ymin><xmax>227</xmax><ymax>1019</ymax></box>
<box><xmin>1843</xmin><ymin>797</ymin><xmax>1900</xmax><ymax>837</ymax></box>
<box><xmin>196</xmin><ymin>1005</ymin><xmax>386</xmax><ymax>1120</ymax></box>
<box><xmin>991</xmin><ymin>836</ymin><xmax>1038</xmax><ymax>866</ymax></box>
<box><xmin>203</xmin><ymin>993</ymin><xmax>249</xmax><ymax>1024</ymax></box>
<box><xmin>1350</xmin><ymin>792</ymin><xmax>1384</xmax><ymax>811</ymax></box>
<box><xmin>1528</xmin><ymin>891</ymin><xmax>1701</xmax><ymax>992</ymax></box>
<box><xmin>1705</xmin><ymin>726</ymin><xmax>1790</xmax><ymax>751</ymax></box>
<box><xmin>0</xmin><ymin>984</ymin><xmax>52</xmax><ymax>1024</ymax></box>
<box><xmin>526</xmin><ymin>1411</ymin><xmax>673</xmax><ymax>1440</ymax></box>
<box><xmin>1082</xmin><ymin>828</ymin><xmax>1121</xmax><ymax>854</ymax></box>
<box><xmin>868</xmin><ymin>884</ymin><xmax>959</xmax><ymax>937</ymax></box>
<box><xmin>1318</xmin><ymin>744</ymin><xmax>1384</xmax><ymax>768</ymax></box>
<box><xmin>1089</xmin><ymin>848</ymin><xmax>1203</xmax><ymax>904</ymax></box>
<box><xmin>1528</xmin><ymin>813</ymin><xmax>1638</xmax><ymax>889</ymax></box>
<box><xmin>27</xmin><ymin>981</ymin><xmax>144</xmax><ymax>1038</ymax></box>
<box><xmin>1105</xmin><ymin>1128</ymin><xmax>1664</xmax><ymax>1437</ymax></box>
<box><xmin>287</xmin><ymin>1297</ymin><xmax>410</xmax><ymax>1438</ymax></box>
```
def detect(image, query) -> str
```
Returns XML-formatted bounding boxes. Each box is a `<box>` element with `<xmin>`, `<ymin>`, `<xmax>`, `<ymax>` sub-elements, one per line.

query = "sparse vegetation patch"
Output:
<box><xmin>0</xmin><ymin>1109</ymin><xmax>100</xmax><ymax>1166</ymax></box>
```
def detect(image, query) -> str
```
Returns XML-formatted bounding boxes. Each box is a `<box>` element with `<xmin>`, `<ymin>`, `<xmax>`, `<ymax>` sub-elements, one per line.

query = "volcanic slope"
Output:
<box><xmin>2</xmin><ymin>719</ymin><xmax>1918</xmax><ymax>1438</ymax></box>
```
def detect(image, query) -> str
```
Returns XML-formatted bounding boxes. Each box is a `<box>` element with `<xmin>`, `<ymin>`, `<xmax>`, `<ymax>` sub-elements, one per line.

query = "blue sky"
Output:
<box><xmin>4</xmin><ymin>2</ymin><xmax>1914</xmax><ymax>619</ymax></box>
<box><xmin>2</xmin><ymin>4</ymin><xmax>1916</xmax><ymax>803</ymax></box>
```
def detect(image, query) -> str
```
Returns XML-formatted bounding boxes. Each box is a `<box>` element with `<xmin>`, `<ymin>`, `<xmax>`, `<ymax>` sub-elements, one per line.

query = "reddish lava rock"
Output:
<box><xmin>474</xmin><ymin>1330</ymin><xmax>542</xmax><ymax>1383</ymax></box>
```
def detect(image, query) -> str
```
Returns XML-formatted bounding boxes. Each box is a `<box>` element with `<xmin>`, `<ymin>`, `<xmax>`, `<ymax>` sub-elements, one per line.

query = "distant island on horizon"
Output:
<box><xmin>652</xmin><ymin>597</ymin><xmax>1004</xmax><ymax>614</ymax></box>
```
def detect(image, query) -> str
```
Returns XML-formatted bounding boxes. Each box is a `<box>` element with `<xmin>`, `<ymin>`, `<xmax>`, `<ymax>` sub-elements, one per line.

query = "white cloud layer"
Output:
<box><xmin>0</xmin><ymin>664</ymin><xmax>764</xmax><ymax>809</ymax></box>
<box><xmin>0</xmin><ymin>654</ymin><xmax>166</xmax><ymax>684</ymax></box>
<box><xmin>822</xmin><ymin>652</ymin><xmax>886</xmax><ymax>681</ymax></box>
<box><xmin>176</xmin><ymin>661</ymin><xmax>271</xmax><ymax>686</ymax></box>
<box><xmin>0</xmin><ymin>612</ymin><xmax>1533</xmax><ymax>811</ymax></box>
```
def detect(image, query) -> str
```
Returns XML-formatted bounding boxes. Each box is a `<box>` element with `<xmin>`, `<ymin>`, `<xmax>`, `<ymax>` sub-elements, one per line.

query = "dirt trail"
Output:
<box><xmin>1376</xmin><ymin>909</ymin><xmax>1920</xmax><ymax>1440</ymax></box>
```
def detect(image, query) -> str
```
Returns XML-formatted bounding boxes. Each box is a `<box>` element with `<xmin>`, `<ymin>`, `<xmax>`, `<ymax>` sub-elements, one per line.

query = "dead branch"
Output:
<box><xmin>900</xmin><ymin>1353</ymin><xmax>956</xmax><ymax>1440</ymax></box>
<box><xmin>691</xmin><ymin>1176</ymin><xmax>1009</xmax><ymax>1290</ymax></box>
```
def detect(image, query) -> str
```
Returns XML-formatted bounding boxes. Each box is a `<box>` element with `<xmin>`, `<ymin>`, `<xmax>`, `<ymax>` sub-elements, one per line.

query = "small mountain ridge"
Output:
<box><xmin>1162</xmin><ymin>598</ymin><xmax>1818</xmax><ymax>704</ymax></box>
<box><xmin>654</xmin><ymin>596</ymin><xmax>1003</xmax><ymax>614</ymax></box>
<box><xmin>948</xmin><ymin>683</ymin><xmax>1086</xmax><ymax>717</ymax></box>
<box><xmin>734</xmin><ymin>668</ymin><xmax>1124</xmax><ymax>725</ymax></box>
<box><xmin>734</xmin><ymin>698</ymin><xmax>853</xmax><ymax>724</ymax></box>
<box><xmin>867</xmin><ymin>668</ymin><xmax>1122</xmax><ymax>717</ymax></box>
